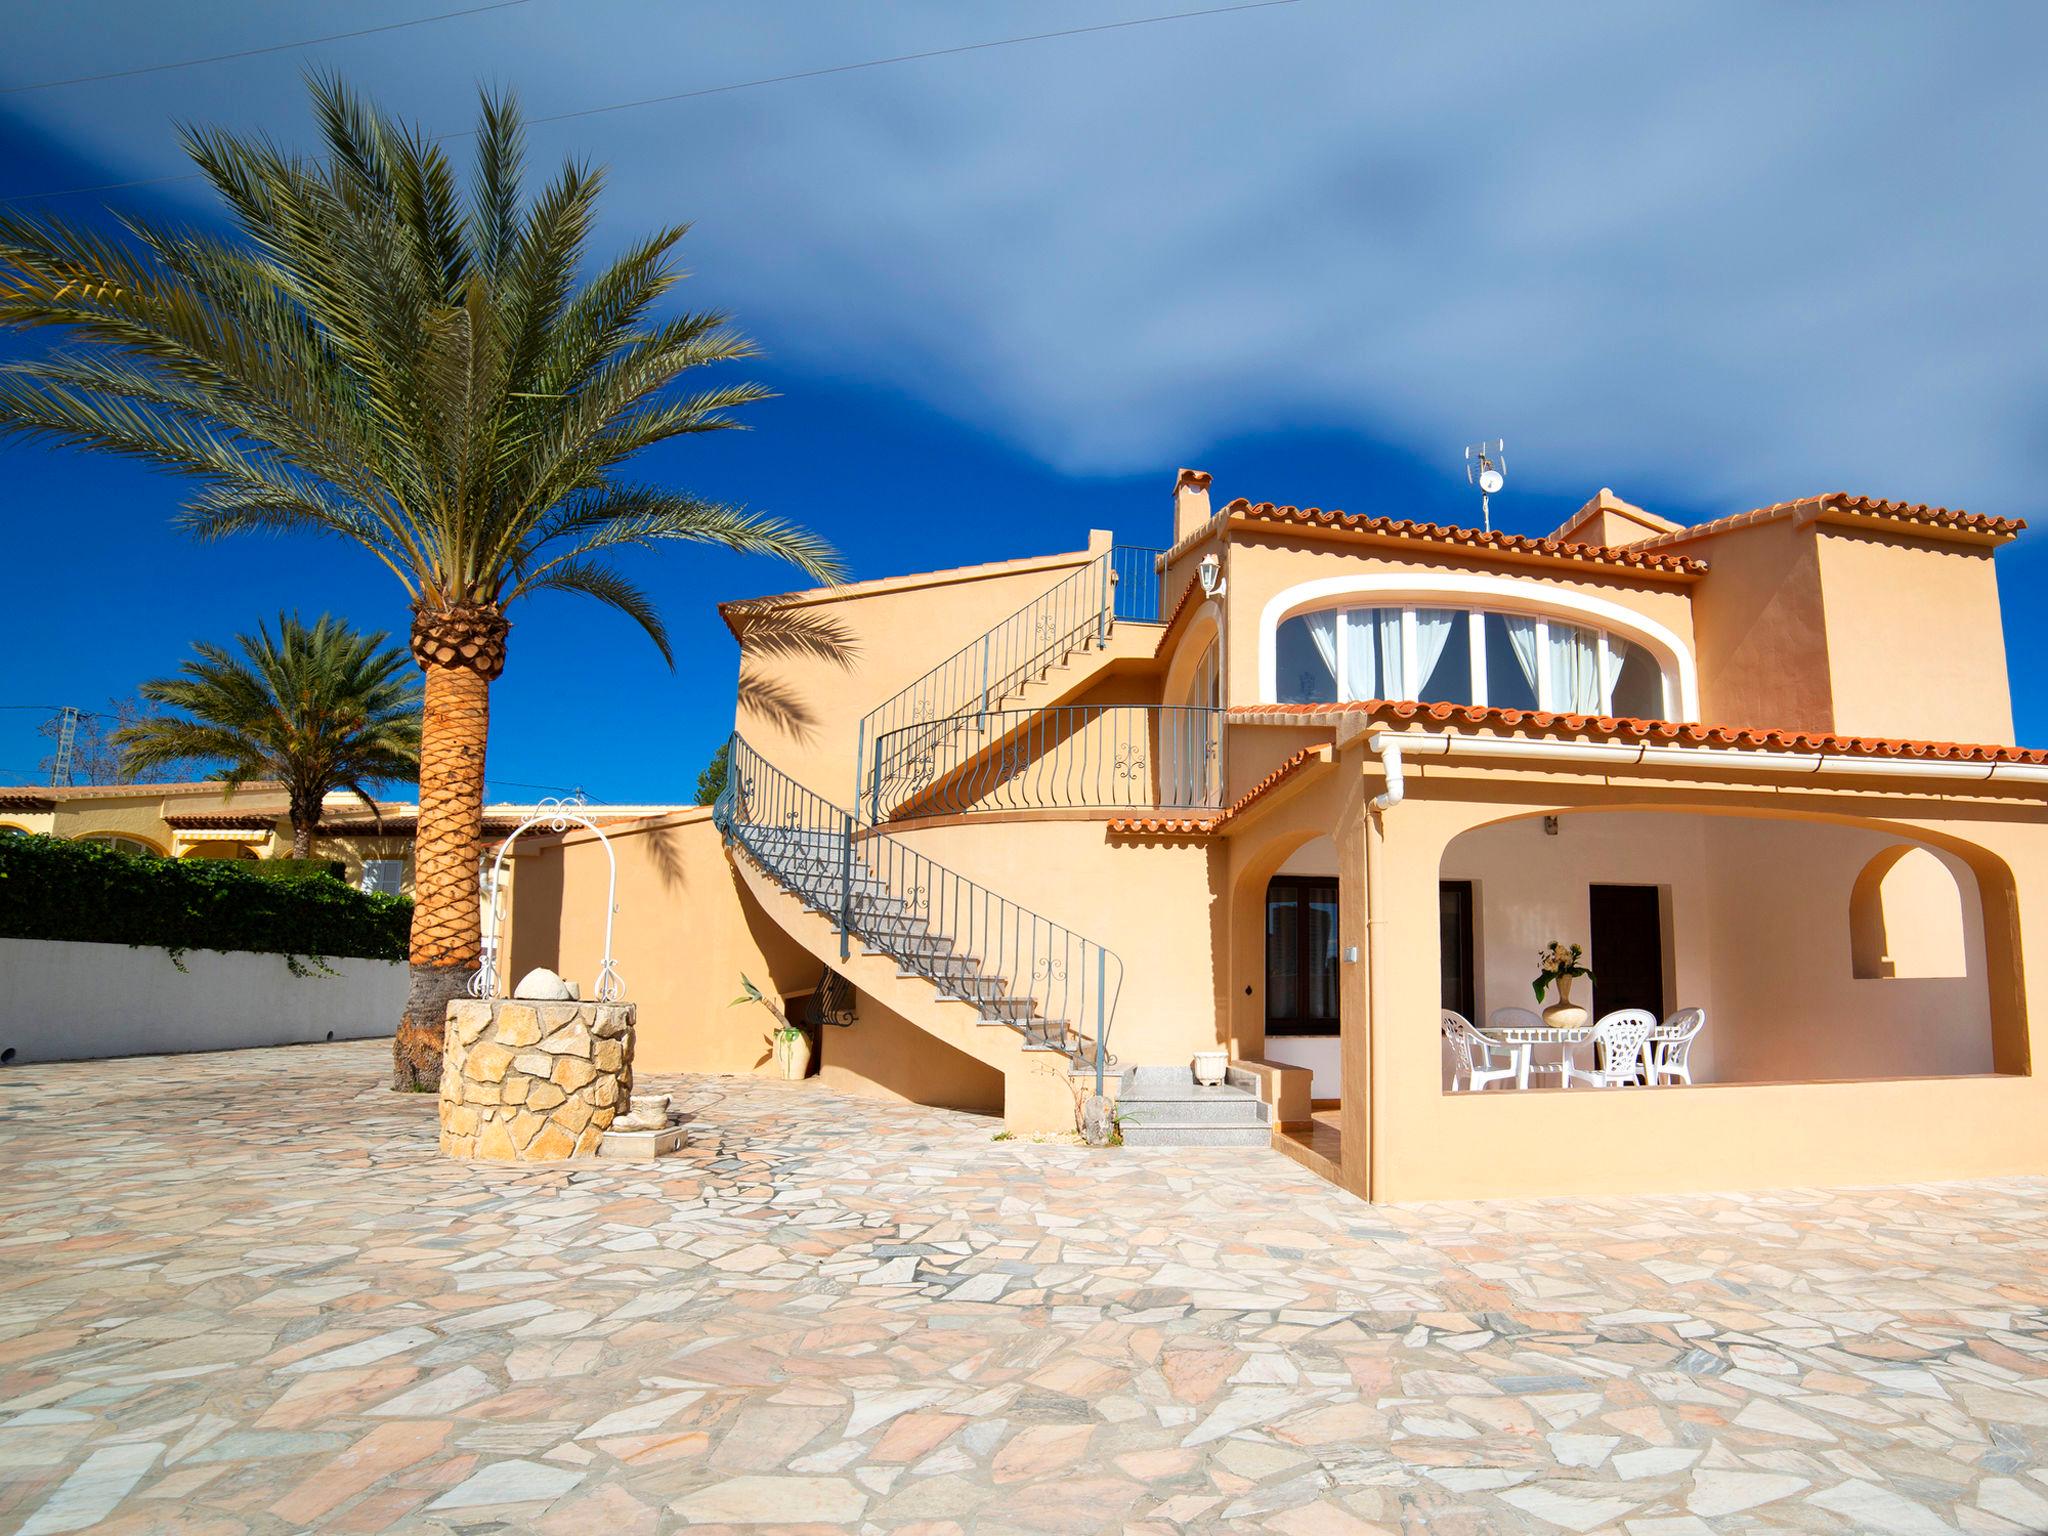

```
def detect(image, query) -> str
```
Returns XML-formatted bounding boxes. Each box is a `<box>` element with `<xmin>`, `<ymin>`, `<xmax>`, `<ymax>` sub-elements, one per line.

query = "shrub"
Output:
<box><xmin>0</xmin><ymin>834</ymin><xmax>409</xmax><ymax>962</ymax></box>
<box><xmin>241</xmin><ymin>857</ymin><xmax>348</xmax><ymax>884</ymax></box>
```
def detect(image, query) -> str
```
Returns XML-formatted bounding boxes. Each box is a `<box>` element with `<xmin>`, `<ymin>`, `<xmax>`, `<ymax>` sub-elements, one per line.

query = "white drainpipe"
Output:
<box><xmin>1365</xmin><ymin>729</ymin><xmax>2048</xmax><ymax>786</ymax></box>
<box><xmin>1372</xmin><ymin>737</ymin><xmax>1406</xmax><ymax>810</ymax></box>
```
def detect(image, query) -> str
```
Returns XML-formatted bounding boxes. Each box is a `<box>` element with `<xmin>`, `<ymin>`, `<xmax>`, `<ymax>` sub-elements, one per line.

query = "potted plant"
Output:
<box><xmin>1533</xmin><ymin>941</ymin><xmax>1593</xmax><ymax>1029</ymax></box>
<box><xmin>733</xmin><ymin>975</ymin><xmax>812</xmax><ymax>1081</ymax></box>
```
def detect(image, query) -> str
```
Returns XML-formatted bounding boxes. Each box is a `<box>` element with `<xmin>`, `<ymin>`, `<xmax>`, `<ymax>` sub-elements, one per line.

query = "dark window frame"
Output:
<box><xmin>1266</xmin><ymin>875</ymin><xmax>1340</xmax><ymax>1036</ymax></box>
<box><xmin>1440</xmin><ymin>879</ymin><xmax>1476</xmax><ymax>1022</ymax></box>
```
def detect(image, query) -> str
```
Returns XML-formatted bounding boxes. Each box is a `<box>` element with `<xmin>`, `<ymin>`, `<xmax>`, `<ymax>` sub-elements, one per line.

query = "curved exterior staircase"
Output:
<box><xmin>711</xmin><ymin>543</ymin><xmax>1266</xmax><ymax>1143</ymax></box>
<box><xmin>712</xmin><ymin>735</ymin><xmax>1121</xmax><ymax>1129</ymax></box>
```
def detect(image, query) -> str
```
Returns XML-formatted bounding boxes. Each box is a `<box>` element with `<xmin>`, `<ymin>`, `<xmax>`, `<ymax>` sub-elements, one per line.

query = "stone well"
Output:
<box><xmin>439</xmin><ymin>997</ymin><xmax>636</xmax><ymax>1160</ymax></box>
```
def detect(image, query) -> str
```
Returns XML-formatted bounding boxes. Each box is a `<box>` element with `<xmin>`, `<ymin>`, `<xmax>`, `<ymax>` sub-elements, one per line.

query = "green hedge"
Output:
<box><xmin>0</xmin><ymin>833</ymin><xmax>410</xmax><ymax>961</ymax></box>
<box><xmin>242</xmin><ymin>857</ymin><xmax>347</xmax><ymax>883</ymax></box>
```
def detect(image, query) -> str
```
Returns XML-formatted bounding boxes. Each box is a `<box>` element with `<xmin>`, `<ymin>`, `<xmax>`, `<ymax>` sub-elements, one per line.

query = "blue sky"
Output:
<box><xmin>2</xmin><ymin>1</ymin><xmax>2044</xmax><ymax>798</ymax></box>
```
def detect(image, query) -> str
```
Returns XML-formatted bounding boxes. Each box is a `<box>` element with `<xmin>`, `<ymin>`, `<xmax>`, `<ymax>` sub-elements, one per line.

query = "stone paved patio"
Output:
<box><xmin>1</xmin><ymin>1041</ymin><xmax>2045</xmax><ymax>1535</ymax></box>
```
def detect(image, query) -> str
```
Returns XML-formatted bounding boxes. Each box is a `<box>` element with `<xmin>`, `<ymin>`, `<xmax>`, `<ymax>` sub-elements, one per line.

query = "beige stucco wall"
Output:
<box><xmin>1678</xmin><ymin>517</ymin><xmax>1834</xmax><ymax>732</ymax></box>
<box><xmin>1815</xmin><ymin>524</ymin><xmax>2014</xmax><ymax>744</ymax></box>
<box><xmin>734</xmin><ymin>537</ymin><xmax>1109</xmax><ymax>806</ymax></box>
<box><xmin>1698</xmin><ymin>817</ymin><xmax>1991</xmax><ymax>1081</ymax></box>
<box><xmin>815</xmin><ymin>991</ymin><xmax>1004</xmax><ymax>1115</ymax></box>
<box><xmin>504</xmin><ymin>809</ymin><xmax>806</xmax><ymax>1076</ymax></box>
<box><xmin>884</xmin><ymin>817</ymin><xmax>1224</xmax><ymax>1067</ymax></box>
<box><xmin>48</xmin><ymin>796</ymin><xmax>194</xmax><ymax>853</ymax></box>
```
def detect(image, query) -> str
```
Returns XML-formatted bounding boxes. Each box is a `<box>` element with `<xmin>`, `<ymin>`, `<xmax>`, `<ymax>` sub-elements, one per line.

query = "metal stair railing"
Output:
<box><xmin>856</xmin><ymin>544</ymin><xmax>1165</xmax><ymax>824</ymax></box>
<box><xmin>873</xmin><ymin>704</ymin><xmax>1224</xmax><ymax>819</ymax></box>
<box><xmin>713</xmin><ymin>733</ymin><xmax>1123</xmax><ymax>1090</ymax></box>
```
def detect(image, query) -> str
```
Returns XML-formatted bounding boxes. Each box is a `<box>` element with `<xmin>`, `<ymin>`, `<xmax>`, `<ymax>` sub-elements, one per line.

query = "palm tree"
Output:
<box><xmin>118</xmin><ymin>612</ymin><xmax>422</xmax><ymax>859</ymax></box>
<box><xmin>0</xmin><ymin>78</ymin><xmax>840</xmax><ymax>1087</ymax></box>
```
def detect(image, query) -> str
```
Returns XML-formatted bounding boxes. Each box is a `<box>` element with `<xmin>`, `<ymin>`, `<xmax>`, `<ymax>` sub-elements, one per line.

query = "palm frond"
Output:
<box><xmin>522</xmin><ymin>558</ymin><xmax>673</xmax><ymax>665</ymax></box>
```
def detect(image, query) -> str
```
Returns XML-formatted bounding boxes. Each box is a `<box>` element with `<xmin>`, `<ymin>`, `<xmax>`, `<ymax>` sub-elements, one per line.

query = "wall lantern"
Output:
<box><xmin>1197</xmin><ymin>551</ymin><xmax>1224</xmax><ymax>597</ymax></box>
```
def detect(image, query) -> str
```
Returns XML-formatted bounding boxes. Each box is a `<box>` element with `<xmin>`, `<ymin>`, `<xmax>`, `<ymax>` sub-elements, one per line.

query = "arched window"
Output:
<box><xmin>1273</xmin><ymin>603</ymin><xmax>1669</xmax><ymax>716</ymax></box>
<box><xmin>75</xmin><ymin>832</ymin><xmax>165</xmax><ymax>858</ymax></box>
<box><xmin>1850</xmin><ymin>845</ymin><xmax>1968</xmax><ymax>979</ymax></box>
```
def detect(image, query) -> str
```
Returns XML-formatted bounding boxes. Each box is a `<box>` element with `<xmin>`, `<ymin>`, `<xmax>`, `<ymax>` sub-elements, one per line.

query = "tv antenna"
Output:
<box><xmin>1464</xmin><ymin>439</ymin><xmax>1506</xmax><ymax>532</ymax></box>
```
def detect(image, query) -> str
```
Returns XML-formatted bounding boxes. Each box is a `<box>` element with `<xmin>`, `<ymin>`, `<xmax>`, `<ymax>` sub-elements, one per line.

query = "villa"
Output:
<box><xmin>504</xmin><ymin>472</ymin><xmax>2048</xmax><ymax>1202</ymax></box>
<box><xmin>0</xmin><ymin>782</ymin><xmax>680</xmax><ymax>895</ymax></box>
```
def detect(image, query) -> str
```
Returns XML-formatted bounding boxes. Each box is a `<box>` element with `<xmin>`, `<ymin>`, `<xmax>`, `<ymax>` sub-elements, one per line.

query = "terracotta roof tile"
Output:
<box><xmin>1108</xmin><ymin>741</ymin><xmax>1333</xmax><ymax>836</ymax></box>
<box><xmin>162</xmin><ymin>811</ymin><xmax>281</xmax><ymax>830</ymax></box>
<box><xmin>1154</xmin><ymin>570</ymin><xmax>1207</xmax><ymax>636</ymax></box>
<box><xmin>1223</xmin><ymin>499</ymin><xmax>1709</xmax><ymax>576</ymax></box>
<box><xmin>1632</xmin><ymin>492</ymin><xmax>2025</xmax><ymax>550</ymax></box>
<box><xmin>0</xmin><ymin>793</ymin><xmax>57</xmax><ymax>812</ymax></box>
<box><xmin>0</xmin><ymin>780</ymin><xmax>284</xmax><ymax>802</ymax></box>
<box><xmin>1175</xmin><ymin>468</ymin><xmax>1213</xmax><ymax>492</ymax></box>
<box><xmin>1228</xmin><ymin>699</ymin><xmax>2048</xmax><ymax>767</ymax></box>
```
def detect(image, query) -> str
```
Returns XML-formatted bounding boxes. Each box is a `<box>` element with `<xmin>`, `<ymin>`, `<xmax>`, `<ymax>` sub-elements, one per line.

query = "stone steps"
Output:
<box><xmin>1115</xmin><ymin>1064</ymin><xmax>1272</xmax><ymax>1148</ymax></box>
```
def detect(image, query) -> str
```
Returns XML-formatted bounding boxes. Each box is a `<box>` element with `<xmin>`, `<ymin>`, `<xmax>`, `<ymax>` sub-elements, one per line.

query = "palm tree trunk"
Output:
<box><xmin>394</xmin><ymin>656</ymin><xmax>492</xmax><ymax>1089</ymax></box>
<box><xmin>288</xmin><ymin>790</ymin><xmax>318</xmax><ymax>861</ymax></box>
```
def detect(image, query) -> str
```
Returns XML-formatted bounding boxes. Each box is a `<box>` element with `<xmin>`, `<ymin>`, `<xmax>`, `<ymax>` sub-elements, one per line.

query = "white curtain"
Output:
<box><xmin>1341</xmin><ymin>609</ymin><xmax>1377</xmax><ymax>699</ymax></box>
<box><xmin>1547</xmin><ymin>622</ymin><xmax>1601</xmax><ymax>712</ymax></box>
<box><xmin>1413</xmin><ymin>609</ymin><xmax>1456</xmax><ymax>698</ymax></box>
<box><xmin>1375</xmin><ymin>610</ymin><xmax>1403</xmax><ymax>697</ymax></box>
<box><xmin>1504</xmin><ymin>615</ymin><xmax>1539</xmax><ymax>703</ymax></box>
<box><xmin>1339</xmin><ymin>608</ymin><xmax>1405</xmax><ymax>699</ymax></box>
<box><xmin>1304</xmin><ymin>612</ymin><xmax>1338</xmax><ymax>697</ymax></box>
<box><xmin>1601</xmin><ymin>635</ymin><xmax>1632</xmax><ymax>713</ymax></box>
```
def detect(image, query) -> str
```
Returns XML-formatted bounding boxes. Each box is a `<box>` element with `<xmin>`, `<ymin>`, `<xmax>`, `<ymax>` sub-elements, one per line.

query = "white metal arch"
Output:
<box><xmin>472</xmin><ymin>798</ymin><xmax>623</xmax><ymax>1003</ymax></box>
<box><xmin>1256</xmin><ymin>571</ymin><xmax>1700</xmax><ymax>719</ymax></box>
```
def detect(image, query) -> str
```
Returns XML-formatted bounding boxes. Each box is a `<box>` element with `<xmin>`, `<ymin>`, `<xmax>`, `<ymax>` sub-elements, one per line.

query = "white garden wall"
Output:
<box><xmin>0</xmin><ymin>937</ymin><xmax>403</xmax><ymax>1065</ymax></box>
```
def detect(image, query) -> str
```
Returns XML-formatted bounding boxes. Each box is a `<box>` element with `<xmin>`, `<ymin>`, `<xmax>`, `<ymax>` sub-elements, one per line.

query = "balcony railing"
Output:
<box><xmin>856</xmin><ymin>544</ymin><xmax>1165</xmax><ymax>823</ymax></box>
<box><xmin>1111</xmin><ymin>544</ymin><xmax>1166</xmax><ymax>622</ymax></box>
<box><xmin>713</xmin><ymin>734</ymin><xmax>1124</xmax><ymax>1090</ymax></box>
<box><xmin>870</xmin><ymin>705</ymin><xmax>1225</xmax><ymax>820</ymax></box>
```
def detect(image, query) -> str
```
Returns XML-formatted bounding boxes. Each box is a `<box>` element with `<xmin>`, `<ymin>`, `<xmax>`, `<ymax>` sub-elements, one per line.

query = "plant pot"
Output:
<box><xmin>775</xmin><ymin>1031</ymin><xmax>812</xmax><ymax>1081</ymax></box>
<box><xmin>1192</xmin><ymin>1050</ymin><xmax>1228</xmax><ymax>1086</ymax></box>
<box><xmin>1541</xmin><ymin>976</ymin><xmax>1587</xmax><ymax>1031</ymax></box>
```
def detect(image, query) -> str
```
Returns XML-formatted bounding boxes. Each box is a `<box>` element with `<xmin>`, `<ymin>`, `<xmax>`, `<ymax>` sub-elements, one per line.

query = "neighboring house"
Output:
<box><xmin>506</xmin><ymin>472</ymin><xmax>2048</xmax><ymax>1203</ymax></box>
<box><xmin>0</xmin><ymin>783</ymin><xmax>682</xmax><ymax>897</ymax></box>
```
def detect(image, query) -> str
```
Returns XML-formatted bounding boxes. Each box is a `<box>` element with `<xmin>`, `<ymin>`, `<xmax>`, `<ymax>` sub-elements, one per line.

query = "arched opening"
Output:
<box><xmin>180</xmin><ymin>842</ymin><xmax>260</xmax><ymax>861</ymax></box>
<box><xmin>1438</xmin><ymin>809</ymin><xmax>2005</xmax><ymax>1089</ymax></box>
<box><xmin>1850</xmin><ymin>846</ymin><xmax>1969</xmax><ymax>979</ymax></box>
<box><xmin>74</xmin><ymin>832</ymin><xmax>165</xmax><ymax>858</ymax></box>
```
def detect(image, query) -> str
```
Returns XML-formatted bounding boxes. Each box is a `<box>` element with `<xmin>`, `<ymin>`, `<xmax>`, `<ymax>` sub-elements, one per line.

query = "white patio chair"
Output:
<box><xmin>1561</xmin><ymin>1009</ymin><xmax>1656</xmax><ymax>1088</ymax></box>
<box><xmin>1444</xmin><ymin>1010</ymin><xmax>1520</xmax><ymax>1092</ymax></box>
<box><xmin>1649</xmin><ymin>1007</ymin><xmax>1706</xmax><ymax>1085</ymax></box>
<box><xmin>1489</xmin><ymin>1006</ymin><xmax>1552</xmax><ymax>1082</ymax></box>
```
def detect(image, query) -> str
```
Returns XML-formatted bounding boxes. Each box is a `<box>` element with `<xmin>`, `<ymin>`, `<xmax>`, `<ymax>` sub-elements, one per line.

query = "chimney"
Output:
<box><xmin>1174</xmin><ymin>468</ymin><xmax>1214</xmax><ymax>546</ymax></box>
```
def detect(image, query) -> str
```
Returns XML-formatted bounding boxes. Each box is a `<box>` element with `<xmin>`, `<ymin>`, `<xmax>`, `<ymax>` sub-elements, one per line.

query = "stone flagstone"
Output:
<box><xmin>0</xmin><ymin>1039</ymin><xmax>2040</xmax><ymax>1535</ymax></box>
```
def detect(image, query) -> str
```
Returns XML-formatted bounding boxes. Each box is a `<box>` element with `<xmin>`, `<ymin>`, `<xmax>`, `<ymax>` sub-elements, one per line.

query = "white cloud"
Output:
<box><xmin>11</xmin><ymin>0</ymin><xmax>2047</xmax><ymax>512</ymax></box>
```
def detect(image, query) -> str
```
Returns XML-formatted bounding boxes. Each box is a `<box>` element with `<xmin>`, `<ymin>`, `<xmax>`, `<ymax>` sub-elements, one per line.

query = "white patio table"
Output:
<box><xmin>1480</xmin><ymin>1018</ymin><xmax>1690</xmax><ymax>1089</ymax></box>
<box><xmin>1479</xmin><ymin>1022</ymin><xmax>1590</xmax><ymax>1090</ymax></box>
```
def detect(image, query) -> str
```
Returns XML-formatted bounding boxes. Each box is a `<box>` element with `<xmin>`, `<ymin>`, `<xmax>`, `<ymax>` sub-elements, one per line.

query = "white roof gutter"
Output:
<box><xmin>1366</xmin><ymin>728</ymin><xmax>2048</xmax><ymax>787</ymax></box>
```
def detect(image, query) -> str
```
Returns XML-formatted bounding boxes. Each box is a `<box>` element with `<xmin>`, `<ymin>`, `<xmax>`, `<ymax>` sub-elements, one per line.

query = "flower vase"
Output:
<box><xmin>776</xmin><ymin>1031</ymin><xmax>813</xmax><ymax>1081</ymax></box>
<box><xmin>1542</xmin><ymin>975</ymin><xmax>1589</xmax><ymax>1031</ymax></box>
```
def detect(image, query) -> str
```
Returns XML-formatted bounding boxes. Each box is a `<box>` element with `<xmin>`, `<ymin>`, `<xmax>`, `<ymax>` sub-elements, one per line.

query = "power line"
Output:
<box><xmin>0</xmin><ymin>0</ymin><xmax>536</xmax><ymax>96</ymax></box>
<box><xmin>515</xmin><ymin>0</ymin><xmax>1303</xmax><ymax>132</ymax></box>
<box><xmin>0</xmin><ymin>0</ymin><xmax>1302</xmax><ymax>207</ymax></box>
<box><xmin>487</xmin><ymin>777</ymin><xmax>588</xmax><ymax>797</ymax></box>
